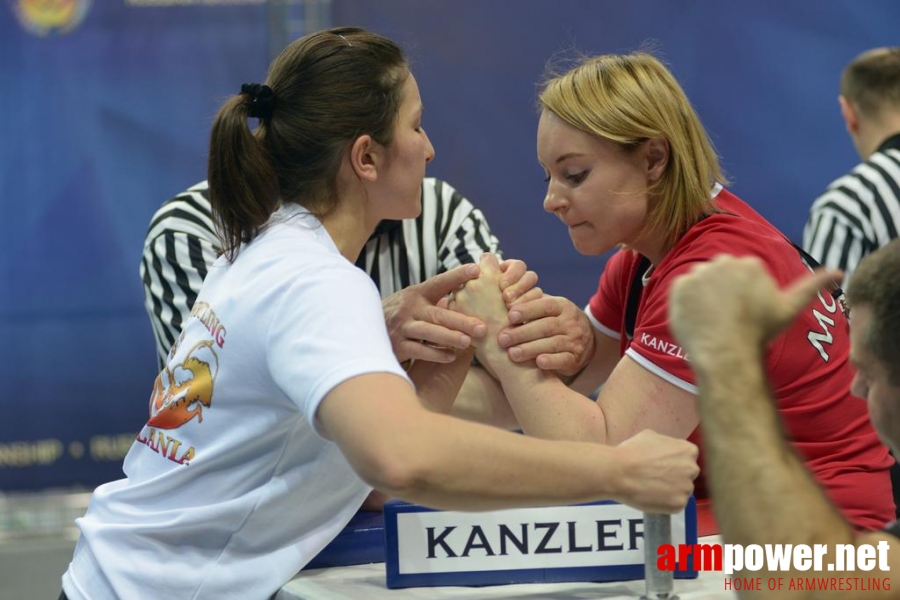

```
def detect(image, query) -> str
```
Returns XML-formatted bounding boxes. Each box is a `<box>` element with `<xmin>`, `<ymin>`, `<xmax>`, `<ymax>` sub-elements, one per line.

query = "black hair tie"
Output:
<box><xmin>240</xmin><ymin>83</ymin><xmax>275</xmax><ymax>121</ymax></box>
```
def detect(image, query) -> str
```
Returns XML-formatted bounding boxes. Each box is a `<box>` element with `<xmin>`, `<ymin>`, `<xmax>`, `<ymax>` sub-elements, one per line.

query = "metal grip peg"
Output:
<box><xmin>642</xmin><ymin>512</ymin><xmax>677</xmax><ymax>600</ymax></box>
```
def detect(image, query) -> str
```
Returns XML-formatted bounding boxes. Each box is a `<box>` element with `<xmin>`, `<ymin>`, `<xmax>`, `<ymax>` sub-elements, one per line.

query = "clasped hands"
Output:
<box><xmin>384</xmin><ymin>253</ymin><xmax>595</xmax><ymax>376</ymax></box>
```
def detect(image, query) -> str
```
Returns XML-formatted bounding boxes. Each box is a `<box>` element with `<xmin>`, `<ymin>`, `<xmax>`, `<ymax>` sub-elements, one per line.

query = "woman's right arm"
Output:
<box><xmin>316</xmin><ymin>371</ymin><xmax>698</xmax><ymax>513</ymax></box>
<box><xmin>492</xmin><ymin>293</ymin><xmax>621</xmax><ymax>396</ymax></box>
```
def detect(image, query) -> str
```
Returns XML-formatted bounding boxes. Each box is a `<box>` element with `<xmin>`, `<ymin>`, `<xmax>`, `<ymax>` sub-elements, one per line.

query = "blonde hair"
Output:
<box><xmin>539</xmin><ymin>52</ymin><xmax>727</xmax><ymax>250</ymax></box>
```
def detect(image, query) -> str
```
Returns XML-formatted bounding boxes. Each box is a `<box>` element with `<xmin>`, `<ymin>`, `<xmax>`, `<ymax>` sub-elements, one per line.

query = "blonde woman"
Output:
<box><xmin>456</xmin><ymin>52</ymin><xmax>894</xmax><ymax>533</ymax></box>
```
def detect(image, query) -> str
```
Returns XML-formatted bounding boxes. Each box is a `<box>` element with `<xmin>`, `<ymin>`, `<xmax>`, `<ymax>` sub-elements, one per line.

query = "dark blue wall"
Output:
<box><xmin>2</xmin><ymin>0</ymin><xmax>898</xmax><ymax>490</ymax></box>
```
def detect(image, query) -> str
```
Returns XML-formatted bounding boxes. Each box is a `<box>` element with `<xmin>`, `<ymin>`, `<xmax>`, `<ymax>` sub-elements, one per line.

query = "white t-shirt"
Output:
<box><xmin>63</xmin><ymin>205</ymin><xmax>412</xmax><ymax>600</ymax></box>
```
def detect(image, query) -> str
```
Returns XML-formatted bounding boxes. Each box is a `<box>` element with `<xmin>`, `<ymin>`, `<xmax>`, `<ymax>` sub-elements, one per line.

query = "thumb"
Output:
<box><xmin>479</xmin><ymin>252</ymin><xmax>502</xmax><ymax>273</ymax></box>
<box><xmin>782</xmin><ymin>268</ymin><xmax>844</xmax><ymax>318</ymax></box>
<box><xmin>419</xmin><ymin>263</ymin><xmax>480</xmax><ymax>303</ymax></box>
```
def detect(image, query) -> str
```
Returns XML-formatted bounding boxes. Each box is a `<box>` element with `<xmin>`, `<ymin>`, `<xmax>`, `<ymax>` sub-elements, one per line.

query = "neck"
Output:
<box><xmin>629</xmin><ymin>227</ymin><xmax>672</xmax><ymax>266</ymax></box>
<box><xmin>322</xmin><ymin>159</ymin><xmax>386</xmax><ymax>262</ymax></box>
<box><xmin>857</xmin><ymin>119</ymin><xmax>900</xmax><ymax>159</ymax></box>
<box><xmin>318</xmin><ymin>186</ymin><xmax>383</xmax><ymax>263</ymax></box>
<box><xmin>319</xmin><ymin>205</ymin><xmax>374</xmax><ymax>263</ymax></box>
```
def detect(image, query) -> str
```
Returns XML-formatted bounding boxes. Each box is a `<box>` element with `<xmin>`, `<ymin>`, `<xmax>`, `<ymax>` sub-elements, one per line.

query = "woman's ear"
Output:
<box><xmin>348</xmin><ymin>134</ymin><xmax>380</xmax><ymax>183</ymax></box>
<box><xmin>645</xmin><ymin>136</ymin><xmax>670</xmax><ymax>184</ymax></box>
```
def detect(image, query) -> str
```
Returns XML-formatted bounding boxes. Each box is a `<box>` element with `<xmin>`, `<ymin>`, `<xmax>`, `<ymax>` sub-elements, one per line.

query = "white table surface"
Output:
<box><xmin>278</xmin><ymin>536</ymin><xmax>735</xmax><ymax>600</ymax></box>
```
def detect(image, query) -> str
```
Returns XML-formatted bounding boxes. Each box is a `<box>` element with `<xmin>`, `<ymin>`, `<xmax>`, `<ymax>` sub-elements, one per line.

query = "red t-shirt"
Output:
<box><xmin>587</xmin><ymin>188</ymin><xmax>894</xmax><ymax>530</ymax></box>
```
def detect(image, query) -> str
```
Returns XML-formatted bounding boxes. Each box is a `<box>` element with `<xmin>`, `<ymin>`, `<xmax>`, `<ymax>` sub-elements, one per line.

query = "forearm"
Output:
<box><xmin>450</xmin><ymin>365</ymin><xmax>520</xmax><ymax>429</ymax></box>
<box><xmin>323</xmin><ymin>374</ymin><xmax>694</xmax><ymax>516</ymax></box>
<box><xmin>382</xmin><ymin>411</ymin><xmax>626</xmax><ymax>511</ymax></box>
<box><xmin>481</xmin><ymin>339</ymin><xmax>609</xmax><ymax>442</ymax></box>
<box><xmin>565</xmin><ymin>329</ymin><xmax>618</xmax><ymax>397</ymax></box>
<box><xmin>710</xmin><ymin>373</ymin><xmax>896</xmax><ymax>600</ymax></box>
<box><xmin>694</xmin><ymin>350</ymin><xmax>855</xmax><ymax>551</ymax></box>
<box><xmin>409</xmin><ymin>348</ymin><xmax>475</xmax><ymax>414</ymax></box>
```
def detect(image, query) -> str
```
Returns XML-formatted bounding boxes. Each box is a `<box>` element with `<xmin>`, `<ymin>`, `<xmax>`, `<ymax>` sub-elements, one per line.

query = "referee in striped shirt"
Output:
<box><xmin>803</xmin><ymin>48</ymin><xmax>900</xmax><ymax>281</ymax></box>
<box><xmin>141</xmin><ymin>177</ymin><xmax>502</xmax><ymax>369</ymax></box>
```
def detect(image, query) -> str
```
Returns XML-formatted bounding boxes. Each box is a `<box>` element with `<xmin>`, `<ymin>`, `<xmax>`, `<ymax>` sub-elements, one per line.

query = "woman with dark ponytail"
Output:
<box><xmin>61</xmin><ymin>29</ymin><xmax>698</xmax><ymax>600</ymax></box>
<box><xmin>207</xmin><ymin>28</ymin><xmax>412</xmax><ymax>258</ymax></box>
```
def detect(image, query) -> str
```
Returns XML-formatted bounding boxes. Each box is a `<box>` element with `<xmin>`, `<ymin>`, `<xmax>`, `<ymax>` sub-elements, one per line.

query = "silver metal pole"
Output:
<box><xmin>642</xmin><ymin>513</ymin><xmax>677</xmax><ymax>600</ymax></box>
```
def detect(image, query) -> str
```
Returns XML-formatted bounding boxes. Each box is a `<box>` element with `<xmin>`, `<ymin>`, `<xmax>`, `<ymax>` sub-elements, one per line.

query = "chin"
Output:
<box><xmin>570</xmin><ymin>236</ymin><xmax>612</xmax><ymax>257</ymax></box>
<box><xmin>403</xmin><ymin>197</ymin><xmax>422</xmax><ymax>219</ymax></box>
<box><xmin>406</xmin><ymin>189</ymin><xmax>423</xmax><ymax>217</ymax></box>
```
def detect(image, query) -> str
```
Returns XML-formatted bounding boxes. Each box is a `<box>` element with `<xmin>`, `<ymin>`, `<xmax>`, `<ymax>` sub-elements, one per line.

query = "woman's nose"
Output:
<box><xmin>423</xmin><ymin>128</ymin><xmax>435</xmax><ymax>163</ymax></box>
<box><xmin>543</xmin><ymin>182</ymin><xmax>566</xmax><ymax>214</ymax></box>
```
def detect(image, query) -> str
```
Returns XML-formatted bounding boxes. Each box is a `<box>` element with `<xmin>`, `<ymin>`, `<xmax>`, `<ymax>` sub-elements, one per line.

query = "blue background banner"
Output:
<box><xmin>2</xmin><ymin>0</ymin><xmax>898</xmax><ymax>490</ymax></box>
<box><xmin>0</xmin><ymin>0</ymin><xmax>272</xmax><ymax>489</ymax></box>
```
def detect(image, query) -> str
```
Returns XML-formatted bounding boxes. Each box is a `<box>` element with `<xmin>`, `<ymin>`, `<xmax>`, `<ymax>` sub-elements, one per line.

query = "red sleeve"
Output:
<box><xmin>587</xmin><ymin>249</ymin><xmax>632</xmax><ymax>338</ymax></box>
<box><xmin>625</xmin><ymin>260</ymin><xmax>699</xmax><ymax>393</ymax></box>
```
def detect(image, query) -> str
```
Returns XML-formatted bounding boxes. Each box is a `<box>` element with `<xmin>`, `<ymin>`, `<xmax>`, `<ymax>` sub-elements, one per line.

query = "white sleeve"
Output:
<box><xmin>265</xmin><ymin>262</ymin><xmax>412</xmax><ymax>434</ymax></box>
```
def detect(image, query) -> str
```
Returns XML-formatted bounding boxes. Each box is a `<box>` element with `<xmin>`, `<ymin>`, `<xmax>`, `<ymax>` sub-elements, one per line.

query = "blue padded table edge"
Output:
<box><xmin>304</xmin><ymin>510</ymin><xmax>386</xmax><ymax>569</ymax></box>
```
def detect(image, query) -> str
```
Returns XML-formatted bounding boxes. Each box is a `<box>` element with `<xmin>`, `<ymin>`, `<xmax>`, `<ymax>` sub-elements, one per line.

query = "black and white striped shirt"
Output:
<box><xmin>803</xmin><ymin>134</ymin><xmax>900</xmax><ymax>280</ymax></box>
<box><xmin>141</xmin><ymin>177</ymin><xmax>501</xmax><ymax>367</ymax></box>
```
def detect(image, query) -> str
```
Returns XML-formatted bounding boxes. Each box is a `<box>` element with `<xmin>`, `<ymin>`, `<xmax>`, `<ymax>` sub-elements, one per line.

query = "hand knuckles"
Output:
<box><xmin>552</xmin><ymin>337</ymin><xmax>568</xmax><ymax>353</ymax></box>
<box><xmin>545</xmin><ymin>297</ymin><xmax>560</xmax><ymax>314</ymax></box>
<box><xmin>428</xmin><ymin>309</ymin><xmax>446</xmax><ymax>327</ymax></box>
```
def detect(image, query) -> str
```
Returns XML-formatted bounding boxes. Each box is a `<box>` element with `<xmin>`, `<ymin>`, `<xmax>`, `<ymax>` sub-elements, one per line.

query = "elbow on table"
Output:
<box><xmin>353</xmin><ymin>443</ymin><xmax>434</xmax><ymax>502</ymax></box>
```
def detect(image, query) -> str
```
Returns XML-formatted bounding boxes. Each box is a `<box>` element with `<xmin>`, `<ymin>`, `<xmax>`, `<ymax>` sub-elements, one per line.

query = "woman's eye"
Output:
<box><xmin>566</xmin><ymin>171</ymin><xmax>588</xmax><ymax>184</ymax></box>
<box><xmin>542</xmin><ymin>174</ymin><xmax>550</xmax><ymax>183</ymax></box>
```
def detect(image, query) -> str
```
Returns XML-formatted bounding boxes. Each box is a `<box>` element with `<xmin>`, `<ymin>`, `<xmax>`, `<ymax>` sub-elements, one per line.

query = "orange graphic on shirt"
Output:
<box><xmin>148</xmin><ymin>340</ymin><xmax>219</xmax><ymax>430</ymax></box>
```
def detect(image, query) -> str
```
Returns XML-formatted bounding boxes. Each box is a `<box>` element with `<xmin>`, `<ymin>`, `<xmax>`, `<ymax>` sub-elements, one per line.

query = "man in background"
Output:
<box><xmin>804</xmin><ymin>48</ymin><xmax>900</xmax><ymax>281</ymax></box>
<box><xmin>669</xmin><ymin>241</ymin><xmax>900</xmax><ymax>594</ymax></box>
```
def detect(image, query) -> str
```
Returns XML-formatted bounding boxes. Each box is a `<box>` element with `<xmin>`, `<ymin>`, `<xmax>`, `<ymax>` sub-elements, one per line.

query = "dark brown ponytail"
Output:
<box><xmin>208</xmin><ymin>94</ymin><xmax>279</xmax><ymax>260</ymax></box>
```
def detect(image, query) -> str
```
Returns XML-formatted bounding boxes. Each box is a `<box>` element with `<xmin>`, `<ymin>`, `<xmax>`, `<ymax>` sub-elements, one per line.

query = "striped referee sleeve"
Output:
<box><xmin>428</xmin><ymin>178</ymin><xmax>501</xmax><ymax>271</ymax></box>
<box><xmin>803</xmin><ymin>202</ymin><xmax>869</xmax><ymax>278</ymax></box>
<box><xmin>140</xmin><ymin>185</ymin><xmax>219</xmax><ymax>368</ymax></box>
<box><xmin>803</xmin><ymin>148</ymin><xmax>900</xmax><ymax>280</ymax></box>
